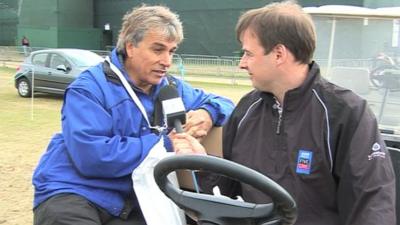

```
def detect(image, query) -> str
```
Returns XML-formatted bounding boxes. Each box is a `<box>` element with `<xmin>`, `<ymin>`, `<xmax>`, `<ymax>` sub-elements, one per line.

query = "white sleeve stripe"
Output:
<box><xmin>312</xmin><ymin>89</ymin><xmax>334</xmax><ymax>172</ymax></box>
<box><xmin>237</xmin><ymin>98</ymin><xmax>263</xmax><ymax>130</ymax></box>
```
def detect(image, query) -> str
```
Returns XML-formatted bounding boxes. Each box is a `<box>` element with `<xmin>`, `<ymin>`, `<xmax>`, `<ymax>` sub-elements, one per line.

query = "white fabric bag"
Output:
<box><xmin>131</xmin><ymin>137</ymin><xmax>186</xmax><ymax>225</ymax></box>
<box><xmin>105</xmin><ymin>57</ymin><xmax>186</xmax><ymax>225</ymax></box>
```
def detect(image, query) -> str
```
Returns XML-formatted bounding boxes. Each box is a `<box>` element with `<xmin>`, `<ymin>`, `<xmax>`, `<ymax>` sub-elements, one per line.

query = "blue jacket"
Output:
<box><xmin>32</xmin><ymin>49</ymin><xmax>234</xmax><ymax>216</ymax></box>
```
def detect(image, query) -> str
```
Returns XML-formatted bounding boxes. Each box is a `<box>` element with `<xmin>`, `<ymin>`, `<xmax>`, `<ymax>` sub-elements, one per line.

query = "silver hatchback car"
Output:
<box><xmin>14</xmin><ymin>48</ymin><xmax>104</xmax><ymax>97</ymax></box>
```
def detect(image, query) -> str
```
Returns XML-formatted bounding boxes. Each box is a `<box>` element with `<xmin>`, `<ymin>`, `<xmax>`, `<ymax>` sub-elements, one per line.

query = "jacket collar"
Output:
<box><xmin>259</xmin><ymin>61</ymin><xmax>321</xmax><ymax>111</ymax></box>
<box><xmin>284</xmin><ymin>61</ymin><xmax>321</xmax><ymax>112</ymax></box>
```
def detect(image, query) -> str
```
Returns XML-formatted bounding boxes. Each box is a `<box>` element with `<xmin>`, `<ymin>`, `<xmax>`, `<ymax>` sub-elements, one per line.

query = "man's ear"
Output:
<box><xmin>125</xmin><ymin>42</ymin><xmax>135</xmax><ymax>58</ymax></box>
<box><xmin>273</xmin><ymin>44</ymin><xmax>287</xmax><ymax>65</ymax></box>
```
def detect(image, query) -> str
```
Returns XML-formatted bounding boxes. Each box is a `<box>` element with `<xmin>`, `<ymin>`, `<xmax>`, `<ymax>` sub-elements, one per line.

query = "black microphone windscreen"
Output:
<box><xmin>158</xmin><ymin>85</ymin><xmax>186</xmax><ymax>129</ymax></box>
<box><xmin>158</xmin><ymin>85</ymin><xmax>179</xmax><ymax>101</ymax></box>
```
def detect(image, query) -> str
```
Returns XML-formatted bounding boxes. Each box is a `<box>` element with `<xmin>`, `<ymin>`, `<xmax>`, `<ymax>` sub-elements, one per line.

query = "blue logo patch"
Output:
<box><xmin>296</xmin><ymin>150</ymin><xmax>313</xmax><ymax>174</ymax></box>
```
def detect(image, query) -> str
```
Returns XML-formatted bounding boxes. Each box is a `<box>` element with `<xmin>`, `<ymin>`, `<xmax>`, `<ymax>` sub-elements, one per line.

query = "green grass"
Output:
<box><xmin>189</xmin><ymin>81</ymin><xmax>252</xmax><ymax>104</ymax></box>
<box><xmin>0</xmin><ymin>66</ymin><xmax>252</xmax><ymax>225</ymax></box>
<box><xmin>0</xmin><ymin>67</ymin><xmax>251</xmax><ymax>151</ymax></box>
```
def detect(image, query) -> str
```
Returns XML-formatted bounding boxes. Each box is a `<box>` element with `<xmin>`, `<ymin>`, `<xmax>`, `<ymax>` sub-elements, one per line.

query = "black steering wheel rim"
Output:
<box><xmin>154</xmin><ymin>155</ymin><xmax>297</xmax><ymax>225</ymax></box>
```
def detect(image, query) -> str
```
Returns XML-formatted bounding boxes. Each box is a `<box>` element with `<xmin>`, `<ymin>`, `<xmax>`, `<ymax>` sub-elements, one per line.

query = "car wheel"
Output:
<box><xmin>17</xmin><ymin>78</ymin><xmax>32</xmax><ymax>97</ymax></box>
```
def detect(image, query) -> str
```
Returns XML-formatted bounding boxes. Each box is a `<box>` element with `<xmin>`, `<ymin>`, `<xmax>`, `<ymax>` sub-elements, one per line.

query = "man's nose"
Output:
<box><xmin>160</xmin><ymin>52</ymin><xmax>173</xmax><ymax>68</ymax></box>
<box><xmin>239</xmin><ymin>56</ymin><xmax>247</xmax><ymax>70</ymax></box>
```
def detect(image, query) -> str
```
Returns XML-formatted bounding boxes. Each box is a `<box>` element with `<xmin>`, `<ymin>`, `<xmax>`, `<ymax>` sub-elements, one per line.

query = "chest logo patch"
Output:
<box><xmin>368</xmin><ymin>142</ymin><xmax>386</xmax><ymax>160</ymax></box>
<box><xmin>296</xmin><ymin>150</ymin><xmax>313</xmax><ymax>175</ymax></box>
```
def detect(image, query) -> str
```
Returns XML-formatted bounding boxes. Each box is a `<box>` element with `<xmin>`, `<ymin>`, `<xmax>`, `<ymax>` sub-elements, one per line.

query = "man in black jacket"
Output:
<box><xmin>173</xmin><ymin>1</ymin><xmax>396</xmax><ymax>225</ymax></box>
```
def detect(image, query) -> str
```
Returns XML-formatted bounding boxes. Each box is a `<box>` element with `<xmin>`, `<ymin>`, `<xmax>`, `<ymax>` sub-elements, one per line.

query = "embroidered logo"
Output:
<box><xmin>296</xmin><ymin>150</ymin><xmax>313</xmax><ymax>175</ymax></box>
<box><xmin>368</xmin><ymin>142</ymin><xmax>386</xmax><ymax>160</ymax></box>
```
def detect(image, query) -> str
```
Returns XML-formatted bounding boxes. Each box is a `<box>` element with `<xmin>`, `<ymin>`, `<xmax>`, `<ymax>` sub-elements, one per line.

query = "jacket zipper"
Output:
<box><xmin>273</xmin><ymin>98</ymin><xmax>283</xmax><ymax>134</ymax></box>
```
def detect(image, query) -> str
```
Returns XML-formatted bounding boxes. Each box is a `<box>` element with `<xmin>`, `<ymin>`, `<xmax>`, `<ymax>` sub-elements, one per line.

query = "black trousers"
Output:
<box><xmin>33</xmin><ymin>193</ymin><xmax>146</xmax><ymax>225</ymax></box>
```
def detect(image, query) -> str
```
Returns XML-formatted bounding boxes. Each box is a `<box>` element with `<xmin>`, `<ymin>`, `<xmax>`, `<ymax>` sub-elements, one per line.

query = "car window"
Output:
<box><xmin>32</xmin><ymin>53</ymin><xmax>48</xmax><ymax>67</ymax></box>
<box><xmin>49</xmin><ymin>54</ymin><xmax>70</xmax><ymax>70</ymax></box>
<box><xmin>65</xmin><ymin>50</ymin><xmax>104</xmax><ymax>67</ymax></box>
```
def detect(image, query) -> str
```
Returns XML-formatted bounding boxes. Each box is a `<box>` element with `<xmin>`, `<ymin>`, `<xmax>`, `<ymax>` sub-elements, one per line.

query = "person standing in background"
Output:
<box><xmin>21</xmin><ymin>36</ymin><xmax>30</xmax><ymax>56</ymax></box>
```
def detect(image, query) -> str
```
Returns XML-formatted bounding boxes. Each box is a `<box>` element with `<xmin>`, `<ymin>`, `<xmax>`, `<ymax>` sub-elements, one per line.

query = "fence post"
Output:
<box><xmin>177</xmin><ymin>56</ymin><xmax>185</xmax><ymax>80</ymax></box>
<box><xmin>217</xmin><ymin>56</ymin><xmax>221</xmax><ymax>76</ymax></box>
<box><xmin>19</xmin><ymin>63</ymin><xmax>36</xmax><ymax>120</ymax></box>
<box><xmin>231</xmin><ymin>60</ymin><xmax>237</xmax><ymax>85</ymax></box>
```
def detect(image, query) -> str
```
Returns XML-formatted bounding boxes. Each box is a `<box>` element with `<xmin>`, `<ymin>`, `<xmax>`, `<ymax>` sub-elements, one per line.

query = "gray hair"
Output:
<box><xmin>116</xmin><ymin>5</ymin><xmax>184</xmax><ymax>53</ymax></box>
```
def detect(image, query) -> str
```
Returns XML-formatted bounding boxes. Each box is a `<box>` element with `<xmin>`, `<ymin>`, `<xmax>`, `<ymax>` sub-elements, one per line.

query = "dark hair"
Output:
<box><xmin>236</xmin><ymin>1</ymin><xmax>316</xmax><ymax>64</ymax></box>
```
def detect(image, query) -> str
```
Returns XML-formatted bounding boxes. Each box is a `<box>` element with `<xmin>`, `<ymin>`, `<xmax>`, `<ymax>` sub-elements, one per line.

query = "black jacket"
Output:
<box><xmin>200</xmin><ymin>62</ymin><xmax>396</xmax><ymax>225</ymax></box>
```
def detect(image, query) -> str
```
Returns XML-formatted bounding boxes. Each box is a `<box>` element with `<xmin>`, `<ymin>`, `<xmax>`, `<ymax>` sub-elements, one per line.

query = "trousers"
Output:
<box><xmin>33</xmin><ymin>193</ymin><xmax>146</xmax><ymax>225</ymax></box>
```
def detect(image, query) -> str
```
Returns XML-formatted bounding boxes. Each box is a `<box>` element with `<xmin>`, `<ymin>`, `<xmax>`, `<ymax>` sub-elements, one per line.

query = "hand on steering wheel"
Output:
<box><xmin>154</xmin><ymin>155</ymin><xmax>297</xmax><ymax>225</ymax></box>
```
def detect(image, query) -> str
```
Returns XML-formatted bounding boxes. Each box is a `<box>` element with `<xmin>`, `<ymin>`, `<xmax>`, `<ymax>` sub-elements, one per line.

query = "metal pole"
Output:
<box><xmin>326</xmin><ymin>18</ymin><xmax>336</xmax><ymax>76</ymax></box>
<box><xmin>378</xmin><ymin>88</ymin><xmax>390</xmax><ymax>123</ymax></box>
<box><xmin>178</xmin><ymin>57</ymin><xmax>185</xmax><ymax>80</ymax></box>
<box><xmin>31</xmin><ymin>66</ymin><xmax>35</xmax><ymax>120</ymax></box>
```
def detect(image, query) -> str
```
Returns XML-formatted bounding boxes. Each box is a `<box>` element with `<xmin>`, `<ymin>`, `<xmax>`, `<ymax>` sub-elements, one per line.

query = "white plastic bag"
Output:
<box><xmin>132</xmin><ymin>137</ymin><xmax>186</xmax><ymax>225</ymax></box>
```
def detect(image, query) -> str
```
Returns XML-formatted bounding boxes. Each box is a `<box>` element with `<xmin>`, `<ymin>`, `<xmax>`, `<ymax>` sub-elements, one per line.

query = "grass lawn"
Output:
<box><xmin>0</xmin><ymin>66</ymin><xmax>252</xmax><ymax>225</ymax></box>
<box><xmin>0</xmin><ymin>67</ymin><xmax>63</xmax><ymax>225</ymax></box>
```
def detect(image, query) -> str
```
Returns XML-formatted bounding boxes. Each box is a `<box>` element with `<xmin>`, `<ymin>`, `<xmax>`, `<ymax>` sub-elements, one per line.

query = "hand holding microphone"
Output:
<box><xmin>158</xmin><ymin>85</ymin><xmax>206</xmax><ymax>155</ymax></box>
<box><xmin>185</xmin><ymin>109</ymin><xmax>213</xmax><ymax>141</ymax></box>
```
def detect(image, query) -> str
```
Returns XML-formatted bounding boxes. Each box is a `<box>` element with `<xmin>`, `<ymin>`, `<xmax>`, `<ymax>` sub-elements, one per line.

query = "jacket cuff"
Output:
<box><xmin>163</xmin><ymin>134</ymin><xmax>173</xmax><ymax>152</ymax></box>
<box><xmin>200</xmin><ymin>105</ymin><xmax>217</xmax><ymax>126</ymax></box>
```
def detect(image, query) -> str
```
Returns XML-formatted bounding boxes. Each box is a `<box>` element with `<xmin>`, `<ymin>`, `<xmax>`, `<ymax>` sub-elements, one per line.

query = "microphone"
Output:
<box><xmin>158</xmin><ymin>86</ymin><xmax>200</xmax><ymax>194</ymax></box>
<box><xmin>158</xmin><ymin>85</ymin><xmax>186</xmax><ymax>133</ymax></box>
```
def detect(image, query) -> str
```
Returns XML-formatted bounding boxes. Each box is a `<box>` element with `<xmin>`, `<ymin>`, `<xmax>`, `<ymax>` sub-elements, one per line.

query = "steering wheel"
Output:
<box><xmin>154</xmin><ymin>155</ymin><xmax>297</xmax><ymax>225</ymax></box>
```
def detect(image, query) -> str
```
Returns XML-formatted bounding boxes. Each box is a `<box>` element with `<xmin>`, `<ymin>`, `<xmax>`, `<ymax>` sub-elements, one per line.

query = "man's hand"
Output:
<box><xmin>184</xmin><ymin>109</ymin><xmax>213</xmax><ymax>140</ymax></box>
<box><xmin>171</xmin><ymin>133</ymin><xmax>206</xmax><ymax>155</ymax></box>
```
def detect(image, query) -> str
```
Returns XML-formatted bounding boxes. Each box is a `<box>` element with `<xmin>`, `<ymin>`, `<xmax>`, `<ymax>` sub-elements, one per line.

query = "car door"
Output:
<box><xmin>30</xmin><ymin>52</ymin><xmax>50</xmax><ymax>90</ymax></box>
<box><xmin>46</xmin><ymin>53</ymin><xmax>75</xmax><ymax>93</ymax></box>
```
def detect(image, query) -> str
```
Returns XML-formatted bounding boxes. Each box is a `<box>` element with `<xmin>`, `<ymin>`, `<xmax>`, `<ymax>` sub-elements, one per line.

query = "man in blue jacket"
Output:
<box><xmin>32</xmin><ymin>5</ymin><xmax>234</xmax><ymax>225</ymax></box>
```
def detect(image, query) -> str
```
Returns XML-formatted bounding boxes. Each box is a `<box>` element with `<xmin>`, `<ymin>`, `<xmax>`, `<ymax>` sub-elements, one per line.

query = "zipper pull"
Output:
<box><xmin>272</xmin><ymin>99</ymin><xmax>283</xmax><ymax>134</ymax></box>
